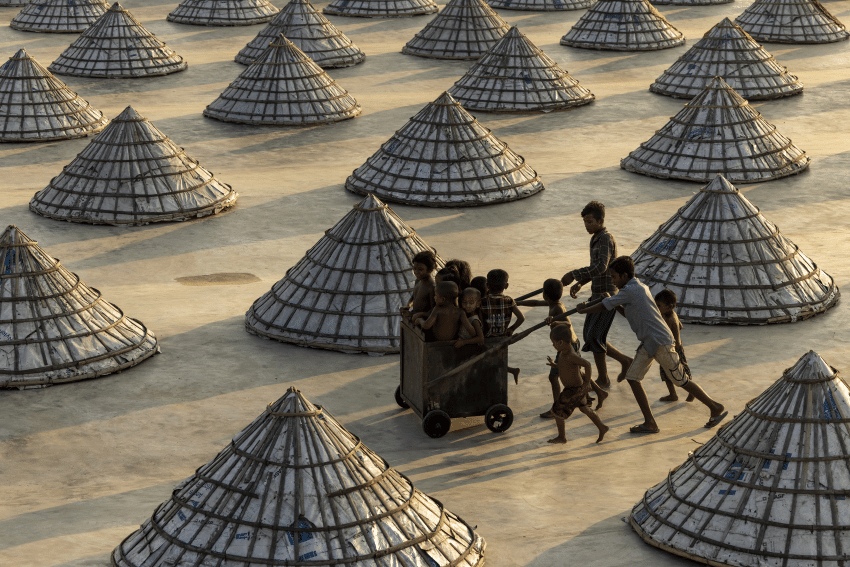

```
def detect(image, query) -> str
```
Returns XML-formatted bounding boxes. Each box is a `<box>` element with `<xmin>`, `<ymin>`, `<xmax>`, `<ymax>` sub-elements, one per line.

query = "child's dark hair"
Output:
<box><xmin>436</xmin><ymin>281</ymin><xmax>459</xmax><ymax>301</ymax></box>
<box><xmin>486</xmin><ymin>269</ymin><xmax>509</xmax><ymax>293</ymax></box>
<box><xmin>462</xmin><ymin>287</ymin><xmax>481</xmax><ymax>302</ymax></box>
<box><xmin>609</xmin><ymin>256</ymin><xmax>635</xmax><ymax>279</ymax></box>
<box><xmin>445</xmin><ymin>259</ymin><xmax>472</xmax><ymax>290</ymax></box>
<box><xmin>581</xmin><ymin>201</ymin><xmax>605</xmax><ymax>222</ymax></box>
<box><xmin>550</xmin><ymin>324</ymin><xmax>574</xmax><ymax>343</ymax></box>
<box><xmin>436</xmin><ymin>266</ymin><xmax>460</xmax><ymax>286</ymax></box>
<box><xmin>542</xmin><ymin>278</ymin><xmax>563</xmax><ymax>301</ymax></box>
<box><xmin>412</xmin><ymin>250</ymin><xmax>437</xmax><ymax>272</ymax></box>
<box><xmin>655</xmin><ymin>289</ymin><xmax>677</xmax><ymax>307</ymax></box>
<box><xmin>470</xmin><ymin>276</ymin><xmax>487</xmax><ymax>298</ymax></box>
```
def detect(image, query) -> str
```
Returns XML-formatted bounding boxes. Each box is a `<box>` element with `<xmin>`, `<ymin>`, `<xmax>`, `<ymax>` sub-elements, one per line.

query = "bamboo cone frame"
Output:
<box><xmin>346</xmin><ymin>92</ymin><xmax>544</xmax><ymax>206</ymax></box>
<box><xmin>631</xmin><ymin>351</ymin><xmax>850</xmax><ymax>567</ymax></box>
<box><xmin>167</xmin><ymin>0</ymin><xmax>278</xmax><ymax>26</ymax></box>
<box><xmin>30</xmin><ymin>106</ymin><xmax>238</xmax><ymax>225</ymax></box>
<box><xmin>48</xmin><ymin>3</ymin><xmax>187</xmax><ymax>78</ymax></box>
<box><xmin>650</xmin><ymin>18</ymin><xmax>803</xmax><ymax>101</ymax></box>
<box><xmin>11</xmin><ymin>0</ymin><xmax>108</xmax><ymax>32</ymax></box>
<box><xmin>560</xmin><ymin>0</ymin><xmax>684</xmax><ymax>51</ymax></box>
<box><xmin>0</xmin><ymin>0</ymin><xmax>28</xmax><ymax>6</ymax></box>
<box><xmin>621</xmin><ymin>77</ymin><xmax>810</xmax><ymax>183</ymax></box>
<box><xmin>448</xmin><ymin>26</ymin><xmax>595</xmax><ymax>113</ymax></box>
<box><xmin>246</xmin><ymin>195</ymin><xmax>443</xmax><ymax>353</ymax></box>
<box><xmin>650</xmin><ymin>0</ymin><xmax>729</xmax><ymax>7</ymax></box>
<box><xmin>402</xmin><ymin>0</ymin><xmax>511</xmax><ymax>59</ymax></box>
<box><xmin>0</xmin><ymin>49</ymin><xmax>108</xmax><ymax>142</ymax></box>
<box><xmin>0</xmin><ymin>226</ymin><xmax>158</xmax><ymax>388</ymax></box>
<box><xmin>236</xmin><ymin>0</ymin><xmax>365</xmax><ymax>68</ymax></box>
<box><xmin>323</xmin><ymin>0</ymin><xmax>438</xmax><ymax>18</ymax></box>
<box><xmin>631</xmin><ymin>175</ymin><xmax>839</xmax><ymax>325</ymax></box>
<box><xmin>112</xmin><ymin>387</ymin><xmax>485</xmax><ymax>566</ymax></box>
<box><xmin>734</xmin><ymin>0</ymin><xmax>849</xmax><ymax>44</ymax></box>
<box><xmin>486</xmin><ymin>0</ymin><xmax>593</xmax><ymax>11</ymax></box>
<box><xmin>205</xmin><ymin>35</ymin><xmax>360</xmax><ymax>126</ymax></box>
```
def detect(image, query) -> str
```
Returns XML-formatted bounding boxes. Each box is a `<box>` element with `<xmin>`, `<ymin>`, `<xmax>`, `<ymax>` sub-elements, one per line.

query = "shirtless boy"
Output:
<box><xmin>404</xmin><ymin>250</ymin><xmax>437</xmax><ymax>320</ymax></box>
<box><xmin>547</xmin><ymin>325</ymin><xmax>609</xmax><ymax>445</ymax></box>
<box><xmin>416</xmin><ymin>281</ymin><xmax>475</xmax><ymax>342</ymax></box>
<box><xmin>656</xmin><ymin>289</ymin><xmax>694</xmax><ymax>403</ymax></box>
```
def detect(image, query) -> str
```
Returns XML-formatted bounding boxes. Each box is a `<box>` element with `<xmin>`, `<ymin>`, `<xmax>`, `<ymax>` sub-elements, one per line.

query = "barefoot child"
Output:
<box><xmin>454</xmin><ymin>288</ymin><xmax>485</xmax><ymax>348</ymax></box>
<box><xmin>403</xmin><ymin>251</ymin><xmax>437</xmax><ymax>320</ymax></box>
<box><xmin>546</xmin><ymin>325</ymin><xmax>608</xmax><ymax>444</ymax></box>
<box><xmin>480</xmin><ymin>269</ymin><xmax>524</xmax><ymax>383</ymax></box>
<box><xmin>656</xmin><ymin>289</ymin><xmax>694</xmax><ymax>403</ymax></box>
<box><xmin>416</xmin><ymin>282</ymin><xmax>475</xmax><ymax>342</ymax></box>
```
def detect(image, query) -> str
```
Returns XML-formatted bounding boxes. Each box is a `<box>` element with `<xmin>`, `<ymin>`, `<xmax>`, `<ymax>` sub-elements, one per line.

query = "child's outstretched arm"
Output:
<box><xmin>418</xmin><ymin>310</ymin><xmax>439</xmax><ymax>330</ymax></box>
<box><xmin>506</xmin><ymin>305</ymin><xmax>525</xmax><ymax>335</ymax></box>
<box><xmin>669</xmin><ymin>313</ymin><xmax>683</xmax><ymax>347</ymax></box>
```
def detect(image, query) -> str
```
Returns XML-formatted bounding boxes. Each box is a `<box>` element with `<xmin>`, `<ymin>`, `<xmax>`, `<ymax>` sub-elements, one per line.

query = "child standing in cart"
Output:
<box><xmin>402</xmin><ymin>250</ymin><xmax>437</xmax><ymax>320</ymax></box>
<box><xmin>480</xmin><ymin>269</ymin><xmax>523</xmax><ymax>383</ymax></box>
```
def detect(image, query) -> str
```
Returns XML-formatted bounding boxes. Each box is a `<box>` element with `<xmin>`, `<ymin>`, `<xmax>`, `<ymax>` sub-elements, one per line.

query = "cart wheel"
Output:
<box><xmin>485</xmin><ymin>404</ymin><xmax>513</xmax><ymax>433</ymax></box>
<box><xmin>394</xmin><ymin>386</ymin><xmax>409</xmax><ymax>409</ymax></box>
<box><xmin>422</xmin><ymin>410</ymin><xmax>451</xmax><ymax>438</ymax></box>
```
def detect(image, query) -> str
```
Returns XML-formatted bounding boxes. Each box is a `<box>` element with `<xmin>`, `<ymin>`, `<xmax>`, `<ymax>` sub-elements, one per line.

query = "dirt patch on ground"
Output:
<box><xmin>176</xmin><ymin>273</ymin><xmax>261</xmax><ymax>286</ymax></box>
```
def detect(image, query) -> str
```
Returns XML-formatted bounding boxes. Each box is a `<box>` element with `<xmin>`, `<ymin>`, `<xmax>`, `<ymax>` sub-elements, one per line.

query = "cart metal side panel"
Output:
<box><xmin>401</xmin><ymin>320</ymin><xmax>426</xmax><ymax>416</ymax></box>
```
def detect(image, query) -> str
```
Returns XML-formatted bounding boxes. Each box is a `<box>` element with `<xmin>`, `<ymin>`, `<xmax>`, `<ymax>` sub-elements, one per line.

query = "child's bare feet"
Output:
<box><xmin>686</xmin><ymin>394</ymin><xmax>695</xmax><ymax>402</ymax></box>
<box><xmin>539</xmin><ymin>410</ymin><xmax>554</xmax><ymax>419</ymax></box>
<box><xmin>659</xmin><ymin>394</ymin><xmax>679</xmax><ymax>402</ymax></box>
<box><xmin>509</xmin><ymin>367</ymin><xmax>520</xmax><ymax>384</ymax></box>
<box><xmin>596</xmin><ymin>424</ymin><xmax>609</xmax><ymax>443</ymax></box>
<box><xmin>595</xmin><ymin>390</ymin><xmax>608</xmax><ymax>410</ymax></box>
<box><xmin>617</xmin><ymin>357</ymin><xmax>633</xmax><ymax>382</ymax></box>
<box><xmin>547</xmin><ymin>436</ymin><xmax>567</xmax><ymax>444</ymax></box>
<box><xmin>596</xmin><ymin>376</ymin><xmax>611</xmax><ymax>390</ymax></box>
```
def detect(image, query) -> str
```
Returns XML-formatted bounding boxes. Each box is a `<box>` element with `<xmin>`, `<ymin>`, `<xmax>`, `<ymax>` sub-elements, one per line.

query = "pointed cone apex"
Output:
<box><xmin>560</xmin><ymin>0</ymin><xmax>684</xmax><ymax>50</ymax></box>
<box><xmin>346</xmin><ymin>92</ymin><xmax>544</xmax><ymax>206</ymax></box>
<box><xmin>48</xmin><ymin>3</ymin><xmax>187</xmax><ymax>78</ymax></box>
<box><xmin>323</xmin><ymin>0</ymin><xmax>437</xmax><ymax>18</ymax></box>
<box><xmin>167</xmin><ymin>0</ymin><xmax>277</xmax><ymax>26</ymax></box>
<box><xmin>11</xmin><ymin>0</ymin><xmax>108</xmax><ymax>32</ymax></box>
<box><xmin>30</xmin><ymin>107</ymin><xmax>238</xmax><ymax>225</ymax></box>
<box><xmin>112</xmin><ymin>388</ymin><xmax>486</xmax><ymax>565</ymax></box>
<box><xmin>735</xmin><ymin>0</ymin><xmax>849</xmax><ymax>44</ymax></box>
<box><xmin>402</xmin><ymin>0</ymin><xmax>511</xmax><ymax>59</ymax></box>
<box><xmin>650</xmin><ymin>18</ymin><xmax>803</xmax><ymax>100</ymax></box>
<box><xmin>245</xmin><ymin>195</ymin><xmax>443</xmax><ymax>353</ymax></box>
<box><xmin>205</xmin><ymin>36</ymin><xmax>360</xmax><ymax>126</ymax></box>
<box><xmin>0</xmin><ymin>49</ymin><xmax>108</xmax><ymax>142</ymax></box>
<box><xmin>486</xmin><ymin>0</ymin><xmax>592</xmax><ymax>12</ymax></box>
<box><xmin>631</xmin><ymin>351</ymin><xmax>849</xmax><ymax>566</ymax></box>
<box><xmin>236</xmin><ymin>0</ymin><xmax>365</xmax><ymax>68</ymax></box>
<box><xmin>0</xmin><ymin>226</ymin><xmax>157</xmax><ymax>388</ymax></box>
<box><xmin>631</xmin><ymin>175</ymin><xmax>839</xmax><ymax>324</ymax></box>
<box><xmin>621</xmin><ymin>77</ymin><xmax>810</xmax><ymax>183</ymax></box>
<box><xmin>449</xmin><ymin>27</ymin><xmax>595</xmax><ymax>112</ymax></box>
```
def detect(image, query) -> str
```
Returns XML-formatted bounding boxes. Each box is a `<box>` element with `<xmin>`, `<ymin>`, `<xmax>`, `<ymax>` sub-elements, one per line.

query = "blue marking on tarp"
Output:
<box><xmin>764</xmin><ymin>449</ymin><xmax>792</xmax><ymax>470</ymax></box>
<box><xmin>299</xmin><ymin>551</ymin><xmax>318</xmax><ymax>561</ymax></box>
<box><xmin>178</xmin><ymin>510</ymin><xmax>186</xmax><ymax>521</ymax></box>
<box><xmin>824</xmin><ymin>495</ymin><xmax>847</xmax><ymax>500</ymax></box>
<box><xmin>633</xmin><ymin>508</ymin><xmax>649</xmax><ymax>524</ymax></box>
<box><xmin>235</xmin><ymin>532</ymin><xmax>252</xmax><ymax>540</ymax></box>
<box><xmin>687</xmin><ymin>126</ymin><xmax>714</xmax><ymax>139</ymax></box>
<box><xmin>824</xmin><ymin>389</ymin><xmax>842</xmax><ymax>420</ymax></box>
<box><xmin>719</xmin><ymin>489</ymin><xmax>736</xmax><ymax>495</ymax></box>
<box><xmin>2</xmin><ymin>250</ymin><xmax>14</xmax><ymax>274</ymax></box>
<box><xmin>651</xmin><ymin>239</ymin><xmax>676</xmax><ymax>254</ymax></box>
<box><xmin>286</xmin><ymin>518</ymin><xmax>315</xmax><ymax>545</ymax></box>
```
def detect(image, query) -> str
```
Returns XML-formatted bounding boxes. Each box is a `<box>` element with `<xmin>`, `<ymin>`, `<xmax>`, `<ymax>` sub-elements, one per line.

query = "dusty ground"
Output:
<box><xmin>1</xmin><ymin>0</ymin><xmax>849</xmax><ymax>565</ymax></box>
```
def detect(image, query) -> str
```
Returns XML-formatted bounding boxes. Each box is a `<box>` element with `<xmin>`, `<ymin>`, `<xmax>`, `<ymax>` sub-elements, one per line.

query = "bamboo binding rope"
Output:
<box><xmin>112</xmin><ymin>387</ymin><xmax>485</xmax><ymax>566</ymax></box>
<box><xmin>560</xmin><ymin>0</ymin><xmax>684</xmax><ymax>51</ymax></box>
<box><xmin>30</xmin><ymin>106</ymin><xmax>238</xmax><ymax>225</ymax></box>
<box><xmin>449</xmin><ymin>26</ymin><xmax>595</xmax><ymax>113</ymax></box>
<box><xmin>48</xmin><ymin>3</ymin><xmax>187</xmax><ymax>78</ymax></box>
<box><xmin>11</xmin><ymin>0</ymin><xmax>108</xmax><ymax>32</ymax></box>
<box><xmin>323</xmin><ymin>0</ymin><xmax>437</xmax><ymax>18</ymax></box>
<box><xmin>246</xmin><ymin>195</ymin><xmax>444</xmax><ymax>354</ymax></box>
<box><xmin>486</xmin><ymin>0</ymin><xmax>593</xmax><ymax>12</ymax></box>
<box><xmin>631</xmin><ymin>175</ymin><xmax>839</xmax><ymax>325</ymax></box>
<box><xmin>205</xmin><ymin>34</ymin><xmax>360</xmax><ymax>126</ymax></box>
<box><xmin>630</xmin><ymin>351</ymin><xmax>850</xmax><ymax>567</ymax></box>
<box><xmin>649</xmin><ymin>18</ymin><xmax>803</xmax><ymax>100</ymax></box>
<box><xmin>345</xmin><ymin>91</ymin><xmax>545</xmax><ymax>207</ymax></box>
<box><xmin>167</xmin><ymin>0</ymin><xmax>277</xmax><ymax>26</ymax></box>
<box><xmin>621</xmin><ymin>77</ymin><xmax>810</xmax><ymax>183</ymax></box>
<box><xmin>0</xmin><ymin>49</ymin><xmax>108</xmax><ymax>142</ymax></box>
<box><xmin>402</xmin><ymin>0</ymin><xmax>511</xmax><ymax>59</ymax></box>
<box><xmin>0</xmin><ymin>226</ymin><xmax>158</xmax><ymax>389</ymax></box>
<box><xmin>734</xmin><ymin>0</ymin><xmax>849</xmax><ymax>44</ymax></box>
<box><xmin>235</xmin><ymin>0</ymin><xmax>365</xmax><ymax>68</ymax></box>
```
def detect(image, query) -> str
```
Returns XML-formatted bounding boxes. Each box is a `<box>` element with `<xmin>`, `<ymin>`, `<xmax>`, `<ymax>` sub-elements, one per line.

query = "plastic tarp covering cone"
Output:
<box><xmin>449</xmin><ymin>26</ymin><xmax>595</xmax><ymax>112</ymax></box>
<box><xmin>236</xmin><ymin>0</ymin><xmax>364</xmax><ymax>67</ymax></box>
<box><xmin>246</xmin><ymin>195</ymin><xmax>442</xmax><ymax>353</ymax></box>
<box><xmin>0</xmin><ymin>226</ymin><xmax>158</xmax><ymax>388</ymax></box>
<box><xmin>112</xmin><ymin>387</ymin><xmax>486</xmax><ymax>566</ymax></box>
<box><xmin>48</xmin><ymin>3</ymin><xmax>187</xmax><ymax>78</ymax></box>
<box><xmin>167</xmin><ymin>0</ymin><xmax>277</xmax><ymax>26</ymax></box>
<box><xmin>630</xmin><ymin>351</ymin><xmax>850</xmax><ymax>567</ymax></box>
<box><xmin>734</xmin><ymin>0</ymin><xmax>849</xmax><ymax>44</ymax></box>
<box><xmin>11</xmin><ymin>0</ymin><xmax>108</xmax><ymax>32</ymax></box>
<box><xmin>486</xmin><ymin>0</ymin><xmax>593</xmax><ymax>12</ymax></box>
<box><xmin>402</xmin><ymin>0</ymin><xmax>510</xmax><ymax>59</ymax></box>
<box><xmin>560</xmin><ymin>0</ymin><xmax>684</xmax><ymax>50</ymax></box>
<box><xmin>621</xmin><ymin>77</ymin><xmax>810</xmax><ymax>183</ymax></box>
<box><xmin>631</xmin><ymin>175</ymin><xmax>839</xmax><ymax>324</ymax></box>
<box><xmin>206</xmin><ymin>35</ymin><xmax>360</xmax><ymax>126</ymax></box>
<box><xmin>0</xmin><ymin>48</ymin><xmax>108</xmax><ymax>142</ymax></box>
<box><xmin>323</xmin><ymin>0</ymin><xmax>437</xmax><ymax>18</ymax></box>
<box><xmin>650</xmin><ymin>18</ymin><xmax>803</xmax><ymax>100</ymax></box>
<box><xmin>29</xmin><ymin>106</ymin><xmax>238</xmax><ymax>225</ymax></box>
<box><xmin>346</xmin><ymin>91</ymin><xmax>544</xmax><ymax>206</ymax></box>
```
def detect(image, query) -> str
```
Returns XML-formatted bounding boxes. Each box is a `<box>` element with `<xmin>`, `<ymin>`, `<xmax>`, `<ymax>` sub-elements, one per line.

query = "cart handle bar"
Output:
<box><xmin>514</xmin><ymin>287</ymin><xmax>543</xmax><ymax>302</ymax></box>
<box><xmin>424</xmin><ymin>298</ymin><xmax>605</xmax><ymax>386</ymax></box>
